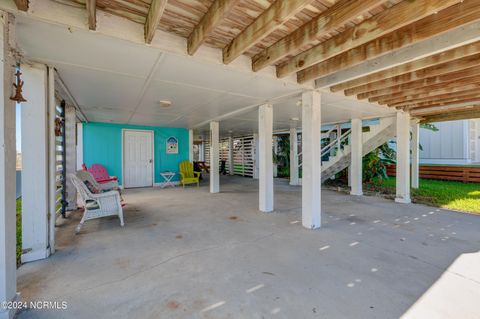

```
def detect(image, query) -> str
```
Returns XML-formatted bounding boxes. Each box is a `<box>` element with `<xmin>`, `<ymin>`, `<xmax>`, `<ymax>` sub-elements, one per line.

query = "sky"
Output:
<box><xmin>16</xmin><ymin>103</ymin><xmax>21</xmax><ymax>152</ymax></box>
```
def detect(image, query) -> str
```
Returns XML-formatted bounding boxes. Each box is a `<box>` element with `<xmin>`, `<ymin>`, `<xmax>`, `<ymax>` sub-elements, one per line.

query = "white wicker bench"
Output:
<box><xmin>70</xmin><ymin>173</ymin><xmax>124</xmax><ymax>233</ymax></box>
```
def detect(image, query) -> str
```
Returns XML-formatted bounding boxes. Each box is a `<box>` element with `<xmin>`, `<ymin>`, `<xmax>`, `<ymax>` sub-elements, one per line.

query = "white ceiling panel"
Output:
<box><xmin>17</xmin><ymin>17</ymin><xmax>160</xmax><ymax>78</ymax></box>
<box><xmin>136</xmin><ymin>80</ymin><xmax>224</xmax><ymax>116</ymax></box>
<box><xmin>155</xmin><ymin>54</ymin><xmax>301</xmax><ymax>99</ymax></box>
<box><xmin>129</xmin><ymin>113</ymin><xmax>181</xmax><ymax>127</ymax></box>
<box><xmin>58</xmin><ymin>64</ymin><xmax>145</xmax><ymax>110</ymax></box>
<box><xmin>186</xmin><ymin>94</ymin><xmax>262</xmax><ymax>118</ymax></box>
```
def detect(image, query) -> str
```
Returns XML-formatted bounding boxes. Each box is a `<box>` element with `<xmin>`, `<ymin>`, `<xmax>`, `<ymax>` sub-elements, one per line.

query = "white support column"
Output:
<box><xmin>209</xmin><ymin>121</ymin><xmax>219</xmax><ymax>193</ymax></box>
<box><xmin>301</xmin><ymin>91</ymin><xmax>321</xmax><ymax>229</ymax></box>
<box><xmin>289</xmin><ymin>127</ymin><xmax>299</xmax><ymax>186</ymax></box>
<box><xmin>199</xmin><ymin>141</ymin><xmax>204</xmax><ymax>162</ymax></box>
<box><xmin>188</xmin><ymin>129</ymin><xmax>194</xmax><ymax>162</ymax></box>
<box><xmin>47</xmin><ymin>67</ymin><xmax>56</xmax><ymax>254</ymax></box>
<box><xmin>253</xmin><ymin>133</ymin><xmax>259</xmax><ymax>179</ymax></box>
<box><xmin>76</xmin><ymin>122</ymin><xmax>83</xmax><ymax>170</ymax></box>
<box><xmin>228</xmin><ymin>136</ymin><xmax>234</xmax><ymax>175</ymax></box>
<box><xmin>65</xmin><ymin>104</ymin><xmax>77</xmax><ymax>210</ymax></box>
<box><xmin>350</xmin><ymin>119</ymin><xmax>363</xmax><ymax>196</ymax></box>
<box><xmin>20</xmin><ymin>63</ymin><xmax>50</xmax><ymax>263</ymax></box>
<box><xmin>396</xmin><ymin>111</ymin><xmax>411</xmax><ymax>203</ymax></box>
<box><xmin>411</xmin><ymin>121</ymin><xmax>420</xmax><ymax>189</ymax></box>
<box><xmin>272</xmin><ymin>136</ymin><xmax>278</xmax><ymax>178</ymax></box>
<box><xmin>258</xmin><ymin>104</ymin><xmax>273</xmax><ymax>213</ymax></box>
<box><xmin>0</xmin><ymin>12</ymin><xmax>18</xmax><ymax>319</ymax></box>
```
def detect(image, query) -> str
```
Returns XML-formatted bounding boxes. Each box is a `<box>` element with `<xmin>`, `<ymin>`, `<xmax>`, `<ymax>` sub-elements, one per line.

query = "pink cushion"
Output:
<box><xmin>87</xmin><ymin>164</ymin><xmax>117</xmax><ymax>184</ymax></box>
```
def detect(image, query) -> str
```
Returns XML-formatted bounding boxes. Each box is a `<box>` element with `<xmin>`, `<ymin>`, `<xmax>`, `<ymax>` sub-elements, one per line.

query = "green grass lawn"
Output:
<box><xmin>367</xmin><ymin>178</ymin><xmax>480</xmax><ymax>214</ymax></box>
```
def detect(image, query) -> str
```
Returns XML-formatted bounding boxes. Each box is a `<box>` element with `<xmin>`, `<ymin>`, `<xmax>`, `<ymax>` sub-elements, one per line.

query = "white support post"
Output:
<box><xmin>411</xmin><ymin>121</ymin><xmax>420</xmax><ymax>189</ymax></box>
<box><xmin>396</xmin><ymin>112</ymin><xmax>411</xmax><ymax>203</ymax></box>
<box><xmin>289</xmin><ymin>127</ymin><xmax>299</xmax><ymax>186</ymax></box>
<box><xmin>228</xmin><ymin>136</ymin><xmax>234</xmax><ymax>175</ymax></box>
<box><xmin>350</xmin><ymin>119</ymin><xmax>363</xmax><ymax>196</ymax></box>
<box><xmin>76</xmin><ymin>122</ymin><xmax>83</xmax><ymax>170</ymax></box>
<box><xmin>199</xmin><ymin>141</ymin><xmax>204</xmax><ymax>162</ymax></box>
<box><xmin>253</xmin><ymin>133</ymin><xmax>259</xmax><ymax>179</ymax></box>
<box><xmin>65</xmin><ymin>104</ymin><xmax>77</xmax><ymax>210</ymax></box>
<box><xmin>188</xmin><ymin>129</ymin><xmax>194</xmax><ymax>162</ymax></box>
<box><xmin>0</xmin><ymin>12</ymin><xmax>18</xmax><ymax>319</ymax></box>
<box><xmin>336</xmin><ymin>124</ymin><xmax>341</xmax><ymax>152</ymax></box>
<box><xmin>209</xmin><ymin>121</ymin><xmax>219</xmax><ymax>193</ymax></box>
<box><xmin>258</xmin><ymin>104</ymin><xmax>273</xmax><ymax>213</ymax></box>
<box><xmin>301</xmin><ymin>91</ymin><xmax>321</xmax><ymax>229</ymax></box>
<box><xmin>273</xmin><ymin>136</ymin><xmax>278</xmax><ymax>178</ymax></box>
<box><xmin>47</xmin><ymin>67</ymin><xmax>56</xmax><ymax>254</ymax></box>
<box><xmin>20</xmin><ymin>63</ymin><xmax>50</xmax><ymax>263</ymax></box>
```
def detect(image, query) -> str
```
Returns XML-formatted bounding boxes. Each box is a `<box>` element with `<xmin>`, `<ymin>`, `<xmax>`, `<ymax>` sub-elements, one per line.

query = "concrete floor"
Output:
<box><xmin>17</xmin><ymin>176</ymin><xmax>480</xmax><ymax>319</ymax></box>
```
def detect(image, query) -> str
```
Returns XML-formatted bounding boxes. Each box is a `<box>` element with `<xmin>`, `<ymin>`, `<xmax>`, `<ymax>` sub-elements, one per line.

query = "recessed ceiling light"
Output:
<box><xmin>159</xmin><ymin>100</ymin><xmax>172</xmax><ymax>107</ymax></box>
<box><xmin>290</xmin><ymin>117</ymin><xmax>300</xmax><ymax>121</ymax></box>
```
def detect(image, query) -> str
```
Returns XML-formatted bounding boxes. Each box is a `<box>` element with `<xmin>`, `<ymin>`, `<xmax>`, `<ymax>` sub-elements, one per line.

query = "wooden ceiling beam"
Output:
<box><xmin>297</xmin><ymin>0</ymin><xmax>480</xmax><ymax>84</ymax></box>
<box><xmin>411</xmin><ymin>104</ymin><xmax>480</xmax><ymax>116</ymax></box>
<box><xmin>374</xmin><ymin>77</ymin><xmax>480</xmax><ymax>104</ymax></box>
<box><xmin>187</xmin><ymin>0</ymin><xmax>242</xmax><ymax>56</ymax></box>
<box><xmin>418</xmin><ymin>108</ymin><xmax>480</xmax><ymax>123</ymax></box>
<box><xmin>86</xmin><ymin>0</ymin><xmax>96</xmax><ymax>30</ymax></box>
<box><xmin>357</xmin><ymin>65</ymin><xmax>480</xmax><ymax>100</ymax></box>
<box><xmin>381</xmin><ymin>84</ymin><xmax>480</xmax><ymax>106</ymax></box>
<box><xmin>396</xmin><ymin>90</ymin><xmax>480</xmax><ymax>109</ymax></box>
<box><xmin>331</xmin><ymin>41</ymin><xmax>480</xmax><ymax>93</ymax></box>
<box><xmin>345</xmin><ymin>53</ymin><xmax>480</xmax><ymax>97</ymax></box>
<box><xmin>14</xmin><ymin>0</ymin><xmax>28</xmax><ymax>11</ymax></box>
<box><xmin>277</xmin><ymin>0</ymin><xmax>462</xmax><ymax>79</ymax></box>
<box><xmin>144</xmin><ymin>0</ymin><xmax>168</xmax><ymax>44</ymax></box>
<box><xmin>251</xmin><ymin>0</ymin><xmax>386</xmax><ymax>72</ymax></box>
<box><xmin>223</xmin><ymin>0</ymin><xmax>313</xmax><ymax>65</ymax></box>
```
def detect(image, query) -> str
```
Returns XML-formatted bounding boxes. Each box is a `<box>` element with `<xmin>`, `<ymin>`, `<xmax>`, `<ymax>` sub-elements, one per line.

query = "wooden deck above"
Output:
<box><xmin>11</xmin><ymin>0</ymin><xmax>480</xmax><ymax>122</ymax></box>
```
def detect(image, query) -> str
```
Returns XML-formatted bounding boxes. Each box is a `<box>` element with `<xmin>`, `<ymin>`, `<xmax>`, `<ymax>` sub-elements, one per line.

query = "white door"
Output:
<box><xmin>124</xmin><ymin>130</ymin><xmax>154</xmax><ymax>188</ymax></box>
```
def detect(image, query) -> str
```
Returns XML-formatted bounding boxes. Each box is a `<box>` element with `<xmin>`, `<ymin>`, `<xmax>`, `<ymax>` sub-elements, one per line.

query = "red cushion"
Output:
<box><xmin>87</xmin><ymin>164</ymin><xmax>117</xmax><ymax>183</ymax></box>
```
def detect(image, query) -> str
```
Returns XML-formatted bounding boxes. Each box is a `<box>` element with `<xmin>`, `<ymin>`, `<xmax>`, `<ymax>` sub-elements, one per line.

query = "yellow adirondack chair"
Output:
<box><xmin>179</xmin><ymin>160</ymin><xmax>201</xmax><ymax>187</ymax></box>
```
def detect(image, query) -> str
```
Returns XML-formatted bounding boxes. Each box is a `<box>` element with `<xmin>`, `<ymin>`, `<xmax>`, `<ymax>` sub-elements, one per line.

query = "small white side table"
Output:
<box><xmin>159</xmin><ymin>171</ymin><xmax>176</xmax><ymax>188</ymax></box>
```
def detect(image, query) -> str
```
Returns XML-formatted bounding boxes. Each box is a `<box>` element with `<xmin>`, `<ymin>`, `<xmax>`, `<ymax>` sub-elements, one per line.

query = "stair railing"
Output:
<box><xmin>298</xmin><ymin>127</ymin><xmax>352</xmax><ymax>168</ymax></box>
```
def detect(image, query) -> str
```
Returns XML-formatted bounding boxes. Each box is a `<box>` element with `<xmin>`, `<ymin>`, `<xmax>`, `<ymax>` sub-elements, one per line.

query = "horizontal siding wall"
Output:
<box><xmin>420</xmin><ymin>120</ymin><xmax>469</xmax><ymax>164</ymax></box>
<box><xmin>83</xmin><ymin>122</ymin><xmax>189</xmax><ymax>185</ymax></box>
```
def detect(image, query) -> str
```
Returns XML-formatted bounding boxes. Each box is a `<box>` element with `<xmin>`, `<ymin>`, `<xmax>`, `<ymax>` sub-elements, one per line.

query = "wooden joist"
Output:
<box><xmin>401</xmin><ymin>95</ymin><xmax>480</xmax><ymax>110</ymax></box>
<box><xmin>222</xmin><ymin>0</ymin><xmax>313</xmax><ymax>65</ymax></box>
<box><xmin>377</xmin><ymin>78</ymin><xmax>480</xmax><ymax>104</ymax></box>
<box><xmin>411</xmin><ymin>104</ymin><xmax>480</xmax><ymax>116</ymax></box>
<box><xmin>380</xmin><ymin>81</ymin><xmax>480</xmax><ymax>106</ymax></box>
<box><xmin>346</xmin><ymin>53</ymin><xmax>480</xmax><ymax>97</ymax></box>
<box><xmin>297</xmin><ymin>0</ymin><xmax>480</xmax><ymax>83</ymax></box>
<box><xmin>86</xmin><ymin>0</ymin><xmax>96</xmax><ymax>30</ymax></box>
<box><xmin>418</xmin><ymin>108</ymin><xmax>480</xmax><ymax>123</ymax></box>
<box><xmin>331</xmin><ymin>41</ymin><xmax>480</xmax><ymax>93</ymax></box>
<box><xmin>144</xmin><ymin>0</ymin><xmax>168</xmax><ymax>44</ymax></box>
<box><xmin>402</xmin><ymin>92</ymin><xmax>480</xmax><ymax>109</ymax></box>
<box><xmin>187</xmin><ymin>0</ymin><xmax>241</xmax><ymax>56</ymax></box>
<box><xmin>251</xmin><ymin>0</ymin><xmax>385</xmax><ymax>72</ymax></box>
<box><xmin>277</xmin><ymin>0</ymin><xmax>462</xmax><ymax>79</ymax></box>
<box><xmin>358</xmin><ymin>65</ymin><xmax>480</xmax><ymax>100</ymax></box>
<box><xmin>14</xmin><ymin>0</ymin><xmax>28</xmax><ymax>11</ymax></box>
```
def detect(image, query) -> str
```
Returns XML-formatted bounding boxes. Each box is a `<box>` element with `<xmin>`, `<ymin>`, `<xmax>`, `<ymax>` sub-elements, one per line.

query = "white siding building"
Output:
<box><xmin>420</xmin><ymin>120</ymin><xmax>480</xmax><ymax>165</ymax></box>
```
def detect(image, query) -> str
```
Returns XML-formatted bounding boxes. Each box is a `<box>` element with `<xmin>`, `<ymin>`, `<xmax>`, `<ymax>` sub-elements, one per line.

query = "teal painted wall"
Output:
<box><xmin>83</xmin><ymin>122</ymin><xmax>189</xmax><ymax>185</ymax></box>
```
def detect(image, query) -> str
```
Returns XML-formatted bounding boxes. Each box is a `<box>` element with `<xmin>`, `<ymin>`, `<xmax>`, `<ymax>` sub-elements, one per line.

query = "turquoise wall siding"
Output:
<box><xmin>83</xmin><ymin>122</ymin><xmax>189</xmax><ymax>185</ymax></box>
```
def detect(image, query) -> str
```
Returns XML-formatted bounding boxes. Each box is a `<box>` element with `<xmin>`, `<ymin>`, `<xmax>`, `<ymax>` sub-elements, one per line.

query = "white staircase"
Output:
<box><xmin>321</xmin><ymin>117</ymin><xmax>396</xmax><ymax>182</ymax></box>
<box><xmin>298</xmin><ymin>116</ymin><xmax>396</xmax><ymax>183</ymax></box>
